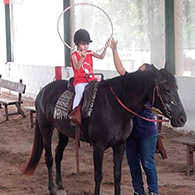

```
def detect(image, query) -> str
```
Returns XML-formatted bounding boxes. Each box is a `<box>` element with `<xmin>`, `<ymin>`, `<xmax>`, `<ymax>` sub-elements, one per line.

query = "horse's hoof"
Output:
<box><xmin>50</xmin><ymin>190</ymin><xmax>57</xmax><ymax>195</ymax></box>
<box><xmin>57</xmin><ymin>189</ymin><xmax>67</xmax><ymax>195</ymax></box>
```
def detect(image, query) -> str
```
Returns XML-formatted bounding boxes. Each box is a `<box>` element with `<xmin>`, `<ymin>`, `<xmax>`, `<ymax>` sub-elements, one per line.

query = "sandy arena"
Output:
<box><xmin>0</xmin><ymin>98</ymin><xmax>195</xmax><ymax>195</ymax></box>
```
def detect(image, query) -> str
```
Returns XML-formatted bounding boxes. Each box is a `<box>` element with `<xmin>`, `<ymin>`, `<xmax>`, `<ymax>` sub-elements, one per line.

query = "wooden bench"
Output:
<box><xmin>172</xmin><ymin>135</ymin><xmax>195</xmax><ymax>176</ymax></box>
<box><xmin>24</xmin><ymin>106</ymin><xmax>36</xmax><ymax>128</ymax></box>
<box><xmin>0</xmin><ymin>75</ymin><xmax>26</xmax><ymax>120</ymax></box>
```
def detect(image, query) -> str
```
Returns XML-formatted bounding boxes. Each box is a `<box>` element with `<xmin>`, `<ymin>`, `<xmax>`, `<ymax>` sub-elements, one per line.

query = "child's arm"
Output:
<box><xmin>92</xmin><ymin>45</ymin><xmax>109</xmax><ymax>59</ymax></box>
<box><xmin>71</xmin><ymin>51</ymin><xmax>86</xmax><ymax>70</ymax></box>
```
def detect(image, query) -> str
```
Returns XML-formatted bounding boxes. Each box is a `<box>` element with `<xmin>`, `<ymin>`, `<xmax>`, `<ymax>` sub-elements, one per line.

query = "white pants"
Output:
<box><xmin>73</xmin><ymin>82</ymin><xmax>88</xmax><ymax>109</ymax></box>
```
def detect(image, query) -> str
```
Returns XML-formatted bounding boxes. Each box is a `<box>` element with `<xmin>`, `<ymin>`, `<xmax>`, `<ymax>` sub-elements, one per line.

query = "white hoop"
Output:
<box><xmin>57</xmin><ymin>3</ymin><xmax>113</xmax><ymax>53</ymax></box>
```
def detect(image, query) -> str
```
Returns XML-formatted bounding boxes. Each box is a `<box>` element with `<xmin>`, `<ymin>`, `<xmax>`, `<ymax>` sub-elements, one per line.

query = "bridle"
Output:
<box><xmin>109</xmin><ymin>81</ymin><xmax>170</xmax><ymax>123</ymax></box>
<box><xmin>152</xmin><ymin>79</ymin><xmax>172</xmax><ymax>119</ymax></box>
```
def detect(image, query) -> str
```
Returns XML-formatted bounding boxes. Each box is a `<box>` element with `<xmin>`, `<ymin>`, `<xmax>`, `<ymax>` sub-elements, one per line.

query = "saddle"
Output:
<box><xmin>53</xmin><ymin>78</ymin><xmax>99</xmax><ymax>120</ymax></box>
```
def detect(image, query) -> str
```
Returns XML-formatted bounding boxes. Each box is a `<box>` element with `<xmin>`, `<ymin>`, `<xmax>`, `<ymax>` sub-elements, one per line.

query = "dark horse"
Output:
<box><xmin>23</xmin><ymin>64</ymin><xmax>186</xmax><ymax>195</ymax></box>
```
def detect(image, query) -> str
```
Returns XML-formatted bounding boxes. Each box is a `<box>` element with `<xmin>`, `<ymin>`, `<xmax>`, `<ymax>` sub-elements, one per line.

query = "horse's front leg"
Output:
<box><xmin>93</xmin><ymin>144</ymin><xmax>105</xmax><ymax>195</ymax></box>
<box><xmin>112</xmin><ymin>143</ymin><xmax>126</xmax><ymax>195</ymax></box>
<box><xmin>55</xmin><ymin>132</ymin><xmax>69</xmax><ymax>190</ymax></box>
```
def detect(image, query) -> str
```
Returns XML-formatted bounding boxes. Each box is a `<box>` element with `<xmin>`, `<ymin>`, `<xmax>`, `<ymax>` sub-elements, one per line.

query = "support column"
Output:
<box><xmin>174</xmin><ymin>0</ymin><xmax>184</xmax><ymax>76</ymax></box>
<box><xmin>4</xmin><ymin>0</ymin><xmax>12</xmax><ymax>62</ymax></box>
<box><xmin>63</xmin><ymin>0</ymin><xmax>71</xmax><ymax>67</ymax></box>
<box><xmin>165</xmin><ymin>0</ymin><xmax>175</xmax><ymax>74</ymax></box>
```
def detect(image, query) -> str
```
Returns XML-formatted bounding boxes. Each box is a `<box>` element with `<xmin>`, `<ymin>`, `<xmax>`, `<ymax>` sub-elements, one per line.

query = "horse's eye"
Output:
<box><xmin>165</xmin><ymin>89</ymin><xmax>171</xmax><ymax>94</ymax></box>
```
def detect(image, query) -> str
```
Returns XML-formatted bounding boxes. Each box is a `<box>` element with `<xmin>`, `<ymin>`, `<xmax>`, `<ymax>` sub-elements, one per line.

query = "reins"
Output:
<box><xmin>109</xmin><ymin>86</ymin><xmax>169</xmax><ymax>123</ymax></box>
<box><xmin>144</xmin><ymin>105</ymin><xmax>164</xmax><ymax>116</ymax></box>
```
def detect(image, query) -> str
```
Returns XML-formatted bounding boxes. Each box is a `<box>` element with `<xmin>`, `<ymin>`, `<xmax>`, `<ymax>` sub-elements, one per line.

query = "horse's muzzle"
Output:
<box><xmin>171</xmin><ymin>114</ymin><xmax>187</xmax><ymax>127</ymax></box>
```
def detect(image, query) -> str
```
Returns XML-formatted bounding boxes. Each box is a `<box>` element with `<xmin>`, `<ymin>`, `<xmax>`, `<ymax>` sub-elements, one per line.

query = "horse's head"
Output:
<box><xmin>151</xmin><ymin>63</ymin><xmax>187</xmax><ymax>127</ymax></box>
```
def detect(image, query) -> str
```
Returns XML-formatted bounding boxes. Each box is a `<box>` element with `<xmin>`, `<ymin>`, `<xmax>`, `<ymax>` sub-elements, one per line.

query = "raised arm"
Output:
<box><xmin>92</xmin><ymin>45</ymin><xmax>109</xmax><ymax>59</ymax></box>
<box><xmin>110</xmin><ymin>38</ymin><xmax>126</xmax><ymax>76</ymax></box>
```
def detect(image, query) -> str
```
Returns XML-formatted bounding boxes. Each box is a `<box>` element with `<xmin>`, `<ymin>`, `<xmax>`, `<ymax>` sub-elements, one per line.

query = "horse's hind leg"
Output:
<box><xmin>112</xmin><ymin>143</ymin><xmax>126</xmax><ymax>195</ymax></box>
<box><xmin>55</xmin><ymin>132</ymin><xmax>69</xmax><ymax>190</ymax></box>
<box><xmin>41</xmin><ymin>125</ymin><xmax>56</xmax><ymax>195</ymax></box>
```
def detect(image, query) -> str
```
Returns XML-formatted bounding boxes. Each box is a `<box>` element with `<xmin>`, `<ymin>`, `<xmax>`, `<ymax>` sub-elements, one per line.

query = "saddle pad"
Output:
<box><xmin>53</xmin><ymin>90</ymin><xmax>74</xmax><ymax>119</ymax></box>
<box><xmin>53</xmin><ymin>82</ymin><xmax>99</xmax><ymax>120</ymax></box>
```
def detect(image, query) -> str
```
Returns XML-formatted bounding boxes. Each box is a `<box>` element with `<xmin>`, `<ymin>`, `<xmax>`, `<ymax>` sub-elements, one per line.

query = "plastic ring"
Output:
<box><xmin>57</xmin><ymin>3</ymin><xmax>113</xmax><ymax>53</ymax></box>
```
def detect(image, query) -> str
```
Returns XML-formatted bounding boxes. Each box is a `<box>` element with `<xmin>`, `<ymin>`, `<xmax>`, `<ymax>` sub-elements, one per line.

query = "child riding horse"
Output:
<box><xmin>23</xmin><ymin>64</ymin><xmax>186</xmax><ymax>195</ymax></box>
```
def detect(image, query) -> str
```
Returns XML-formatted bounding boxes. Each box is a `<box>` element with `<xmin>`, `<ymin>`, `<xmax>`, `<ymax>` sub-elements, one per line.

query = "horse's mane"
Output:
<box><xmin>105</xmin><ymin>67</ymin><xmax>177</xmax><ymax>100</ymax></box>
<box><xmin>105</xmin><ymin>70</ymin><xmax>156</xmax><ymax>99</ymax></box>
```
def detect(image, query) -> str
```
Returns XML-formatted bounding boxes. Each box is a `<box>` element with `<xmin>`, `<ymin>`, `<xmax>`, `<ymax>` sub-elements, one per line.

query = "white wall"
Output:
<box><xmin>0</xmin><ymin>64</ymin><xmax>194</xmax><ymax>133</ymax></box>
<box><xmin>176</xmin><ymin>76</ymin><xmax>195</xmax><ymax>133</ymax></box>
<box><xmin>0</xmin><ymin>63</ymin><xmax>56</xmax><ymax>97</ymax></box>
<box><xmin>0</xmin><ymin>63</ymin><xmax>118</xmax><ymax>99</ymax></box>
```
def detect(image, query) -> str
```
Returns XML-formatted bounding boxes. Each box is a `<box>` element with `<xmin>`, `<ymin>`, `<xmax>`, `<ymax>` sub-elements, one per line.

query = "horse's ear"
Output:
<box><xmin>165</xmin><ymin>61</ymin><xmax>170</xmax><ymax>70</ymax></box>
<box><xmin>151</xmin><ymin>64</ymin><xmax>158</xmax><ymax>71</ymax></box>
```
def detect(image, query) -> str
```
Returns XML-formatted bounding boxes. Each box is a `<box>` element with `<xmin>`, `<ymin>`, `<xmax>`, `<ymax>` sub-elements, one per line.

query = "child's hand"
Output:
<box><xmin>110</xmin><ymin>37</ymin><xmax>118</xmax><ymax>50</ymax></box>
<box><xmin>80</xmin><ymin>51</ymin><xmax>87</xmax><ymax>58</ymax></box>
<box><xmin>106</xmin><ymin>37</ymin><xmax>112</xmax><ymax>47</ymax></box>
<box><xmin>102</xmin><ymin>38</ymin><xmax>112</xmax><ymax>51</ymax></box>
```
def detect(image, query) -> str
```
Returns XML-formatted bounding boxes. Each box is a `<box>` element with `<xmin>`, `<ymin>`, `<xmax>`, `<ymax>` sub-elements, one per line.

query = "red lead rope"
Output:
<box><xmin>109</xmin><ymin>86</ymin><xmax>169</xmax><ymax>123</ymax></box>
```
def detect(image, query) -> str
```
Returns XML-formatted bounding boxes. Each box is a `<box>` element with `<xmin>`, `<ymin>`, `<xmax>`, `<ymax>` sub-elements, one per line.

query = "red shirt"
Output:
<box><xmin>70</xmin><ymin>50</ymin><xmax>97</xmax><ymax>86</ymax></box>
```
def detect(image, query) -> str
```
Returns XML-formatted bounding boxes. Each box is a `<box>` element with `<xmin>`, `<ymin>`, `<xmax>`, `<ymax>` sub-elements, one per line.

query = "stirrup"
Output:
<box><xmin>69</xmin><ymin>105</ymin><xmax>81</xmax><ymax>125</ymax></box>
<box><xmin>69</xmin><ymin>120</ymin><xmax>77</xmax><ymax>126</ymax></box>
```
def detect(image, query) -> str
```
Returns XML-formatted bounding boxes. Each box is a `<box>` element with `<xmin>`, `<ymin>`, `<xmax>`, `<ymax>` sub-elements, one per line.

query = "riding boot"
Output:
<box><xmin>69</xmin><ymin>105</ymin><xmax>81</xmax><ymax>125</ymax></box>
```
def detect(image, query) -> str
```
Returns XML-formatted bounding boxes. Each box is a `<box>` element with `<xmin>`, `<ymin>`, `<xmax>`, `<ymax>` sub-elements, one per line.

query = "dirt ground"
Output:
<box><xmin>0</xmin><ymin>98</ymin><xmax>195</xmax><ymax>195</ymax></box>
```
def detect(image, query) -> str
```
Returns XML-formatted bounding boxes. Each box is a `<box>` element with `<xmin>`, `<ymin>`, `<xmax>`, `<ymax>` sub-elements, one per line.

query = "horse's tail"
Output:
<box><xmin>22</xmin><ymin>120</ymin><xmax>43</xmax><ymax>175</ymax></box>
